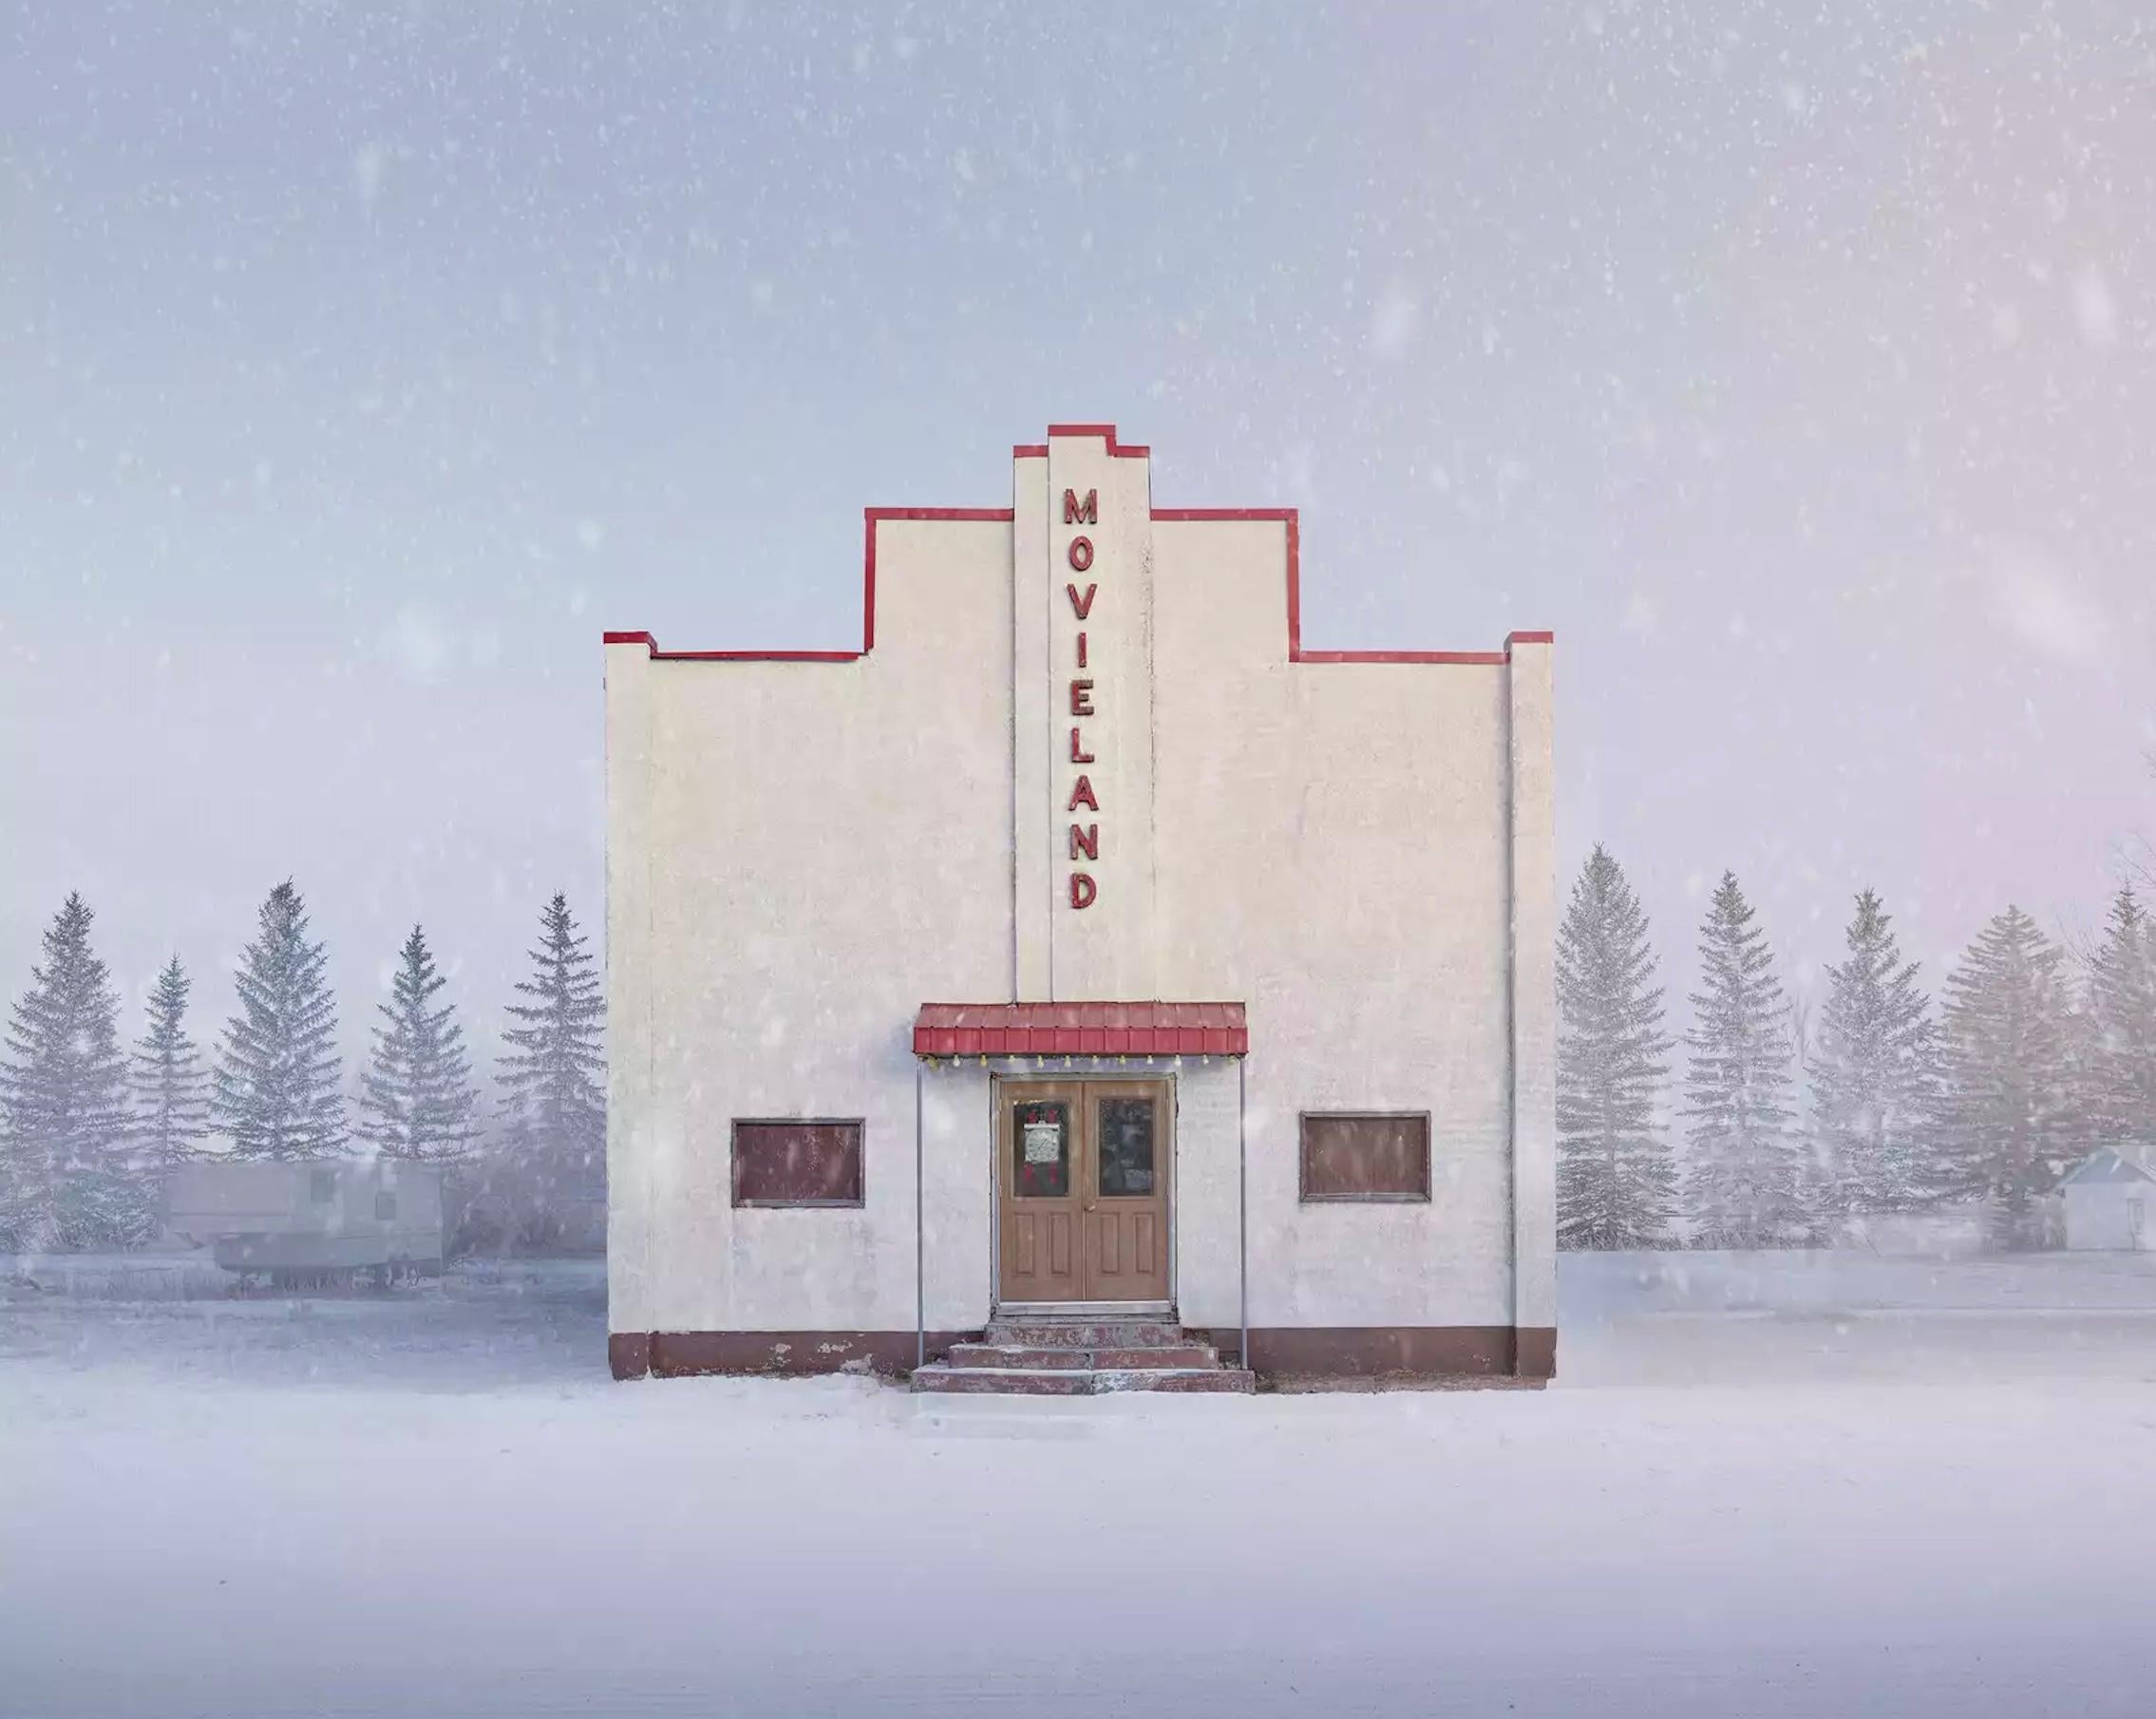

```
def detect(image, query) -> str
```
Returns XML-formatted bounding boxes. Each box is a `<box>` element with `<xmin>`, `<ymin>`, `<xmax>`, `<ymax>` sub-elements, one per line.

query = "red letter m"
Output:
<box><xmin>1062</xmin><ymin>488</ymin><xmax>1098</xmax><ymax>525</ymax></box>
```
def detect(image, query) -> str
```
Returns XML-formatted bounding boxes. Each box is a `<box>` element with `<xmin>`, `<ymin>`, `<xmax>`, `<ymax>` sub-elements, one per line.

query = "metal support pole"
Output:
<box><xmin>1238</xmin><ymin>1055</ymin><xmax>1249</xmax><ymax>1374</ymax></box>
<box><xmin>915</xmin><ymin>1061</ymin><xmax>925</xmax><ymax>1372</ymax></box>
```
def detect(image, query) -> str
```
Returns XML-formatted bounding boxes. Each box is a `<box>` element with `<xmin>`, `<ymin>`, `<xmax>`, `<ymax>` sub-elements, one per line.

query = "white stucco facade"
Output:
<box><xmin>604</xmin><ymin>425</ymin><xmax>1556</xmax><ymax>1381</ymax></box>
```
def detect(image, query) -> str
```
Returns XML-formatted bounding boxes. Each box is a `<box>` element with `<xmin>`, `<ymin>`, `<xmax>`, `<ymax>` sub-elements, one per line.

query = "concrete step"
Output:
<box><xmin>983</xmin><ymin>1319</ymin><xmax>1182</xmax><ymax>1350</ymax></box>
<box><xmin>1088</xmin><ymin>1345</ymin><xmax>1221</xmax><ymax>1370</ymax></box>
<box><xmin>1095</xmin><ymin>1366</ymin><xmax>1255</xmax><ymax>1394</ymax></box>
<box><xmin>942</xmin><ymin>1342</ymin><xmax>1221</xmax><ymax>1371</ymax></box>
<box><xmin>912</xmin><ymin>1363</ymin><xmax>1256</xmax><ymax>1396</ymax></box>
<box><xmin>912</xmin><ymin>1365</ymin><xmax>1100</xmax><ymax>1396</ymax></box>
<box><xmin>940</xmin><ymin>1344</ymin><xmax>1091</xmax><ymax>1370</ymax></box>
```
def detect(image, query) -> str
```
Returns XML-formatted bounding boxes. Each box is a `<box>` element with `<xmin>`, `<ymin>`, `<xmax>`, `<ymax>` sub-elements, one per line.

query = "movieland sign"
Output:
<box><xmin>1064</xmin><ymin>484</ymin><xmax>1101</xmax><ymax>910</ymax></box>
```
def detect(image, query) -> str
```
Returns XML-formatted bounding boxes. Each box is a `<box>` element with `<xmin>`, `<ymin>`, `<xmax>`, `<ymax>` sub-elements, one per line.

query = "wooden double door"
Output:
<box><xmin>996</xmin><ymin>1079</ymin><xmax>1171</xmax><ymax>1305</ymax></box>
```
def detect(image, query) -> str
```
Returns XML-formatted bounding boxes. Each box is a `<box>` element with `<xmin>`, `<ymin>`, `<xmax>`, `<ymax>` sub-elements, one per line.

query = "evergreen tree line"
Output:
<box><xmin>1559</xmin><ymin>848</ymin><xmax>2156</xmax><ymax>1252</ymax></box>
<box><xmin>0</xmin><ymin>882</ymin><xmax>604</xmax><ymax>1254</ymax></box>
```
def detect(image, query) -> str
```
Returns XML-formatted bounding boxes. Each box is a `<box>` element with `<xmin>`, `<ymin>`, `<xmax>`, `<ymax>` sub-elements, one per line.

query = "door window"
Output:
<box><xmin>1012</xmin><ymin>1100</ymin><xmax>1070</xmax><ymax>1198</ymax></box>
<box><xmin>1096</xmin><ymin>1096</ymin><xmax>1156</xmax><ymax>1197</ymax></box>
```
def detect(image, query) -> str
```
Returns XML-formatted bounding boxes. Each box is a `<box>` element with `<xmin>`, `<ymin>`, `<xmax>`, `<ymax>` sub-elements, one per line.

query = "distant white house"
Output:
<box><xmin>2060</xmin><ymin>1149</ymin><xmax>2155</xmax><ymax>1252</ymax></box>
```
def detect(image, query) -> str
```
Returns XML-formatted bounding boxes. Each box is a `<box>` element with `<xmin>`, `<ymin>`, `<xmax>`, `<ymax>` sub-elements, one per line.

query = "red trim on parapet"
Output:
<box><xmin>604</xmin><ymin>431</ymin><xmax>1548</xmax><ymax>663</ymax></box>
<box><xmin>1043</xmin><ymin>423</ymin><xmax>1150</xmax><ymax>460</ymax></box>
<box><xmin>1149</xmin><ymin>506</ymin><xmax>1548</xmax><ymax>664</ymax></box>
<box><xmin>599</xmin><ymin>630</ymin><xmax>858</xmax><ymax>663</ymax></box>
<box><xmin>605</xmin><ymin>506</ymin><xmax>1012</xmax><ymax>661</ymax></box>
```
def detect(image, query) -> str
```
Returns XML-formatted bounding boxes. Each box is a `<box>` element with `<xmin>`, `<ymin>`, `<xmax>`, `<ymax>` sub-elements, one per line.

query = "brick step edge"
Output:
<box><xmin>983</xmin><ymin>1322</ymin><xmax>1183</xmax><ymax>1349</ymax></box>
<box><xmin>940</xmin><ymin>1345</ymin><xmax>1089</xmax><ymax>1370</ymax></box>
<box><xmin>912</xmin><ymin>1365</ymin><xmax>1257</xmax><ymax>1396</ymax></box>
<box><xmin>942</xmin><ymin>1343</ymin><xmax>1220</xmax><ymax>1371</ymax></box>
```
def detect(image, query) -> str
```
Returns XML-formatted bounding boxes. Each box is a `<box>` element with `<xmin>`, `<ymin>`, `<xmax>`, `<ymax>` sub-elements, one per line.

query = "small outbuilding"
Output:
<box><xmin>2060</xmin><ymin>1148</ymin><xmax>2155</xmax><ymax>1252</ymax></box>
<box><xmin>167</xmin><ymin>1159</ymin><xmax>444</xmax><ymax>1286</ymax></box>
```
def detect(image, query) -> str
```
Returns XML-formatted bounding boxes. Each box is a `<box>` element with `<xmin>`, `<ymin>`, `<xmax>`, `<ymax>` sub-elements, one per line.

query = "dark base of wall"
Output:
<box><xmin>1195</xmin><ymin>1325</ymin><xmax>1558</xmax><ymax>1382</ymax></box>
<box><xmin>611</xmin><ymin>1326</ymin><xmax>1557</xmax><ymax>1383</ymax></box>
<box><xmin>608</xmin><ymin>1332</ymin><xmax>651</xmax><ymax>1379</ymax></box>
<box><xmin>610</xmin><ymin>1330</ymin><xmax>968</xmax><ymax>1380</ymax></box>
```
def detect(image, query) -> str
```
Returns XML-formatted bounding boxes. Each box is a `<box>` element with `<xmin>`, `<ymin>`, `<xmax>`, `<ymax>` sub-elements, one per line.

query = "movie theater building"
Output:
<box><xmin>603</xmin><ymin>425</ymin><xmax>1556</xmax><ymax>1389</ymax></box>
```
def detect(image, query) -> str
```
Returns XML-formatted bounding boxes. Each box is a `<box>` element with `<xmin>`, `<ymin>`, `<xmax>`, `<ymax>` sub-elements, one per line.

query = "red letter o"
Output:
<box><xmin>1068</xmin><ymin>536</ymin><xmax>1094</xmax><ymax>573</ymax></box>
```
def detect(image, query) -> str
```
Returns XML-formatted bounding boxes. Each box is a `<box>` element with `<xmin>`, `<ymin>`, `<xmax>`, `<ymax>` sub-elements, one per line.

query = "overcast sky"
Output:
<box><xmin>4</xmin><ymin>1</ymin><xmax>2151</xmax><ymax>1071</ymax></box>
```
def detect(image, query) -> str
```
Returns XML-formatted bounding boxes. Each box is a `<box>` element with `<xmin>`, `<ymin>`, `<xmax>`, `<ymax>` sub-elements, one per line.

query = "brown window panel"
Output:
<box><xmin>1298</xmin><ymin>1112</ymin><xmax>1431</xmax><ymax>1202</ymax></box>
<box><xmin>731</xmin><ymin>1120</ymin><xmax>865</xmax><ymax>1208</ymax></box>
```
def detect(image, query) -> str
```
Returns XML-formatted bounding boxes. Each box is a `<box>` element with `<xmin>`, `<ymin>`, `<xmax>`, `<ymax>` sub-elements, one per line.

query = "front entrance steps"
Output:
<box><xmin>911</xmin><ymin>1316</ymin><xmax>1256</xmax><ymax>1395</ymax></box>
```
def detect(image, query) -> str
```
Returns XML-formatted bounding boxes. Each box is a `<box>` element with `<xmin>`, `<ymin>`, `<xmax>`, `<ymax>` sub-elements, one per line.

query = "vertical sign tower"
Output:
<box><xmin>1011</xmin><ymin>425</ymin><xmax>1159</xmax><ymax>1003</ymax></box>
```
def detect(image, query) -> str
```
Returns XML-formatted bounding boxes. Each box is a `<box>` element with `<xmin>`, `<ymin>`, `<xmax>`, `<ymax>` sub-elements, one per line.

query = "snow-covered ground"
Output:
<box><xmin>7</xmin><ymin>1251</ymin><xmax>2156</xmax><ymax>1718</ymax></box>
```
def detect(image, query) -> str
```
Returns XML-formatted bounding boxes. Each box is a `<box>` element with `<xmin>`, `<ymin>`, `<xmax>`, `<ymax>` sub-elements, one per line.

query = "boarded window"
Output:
<box><xmin>310</xmin><ymin>1168</ymin><xmax>336</xmax><ymax>1203</ymax></box>
<box><xmin>375</xmin><ymin>1191</ymin><xmax>397</xmax><ymax>1221</ymax></box>
<box><xmin>1299</xmin><ymin>1113</ymin><xmax>1431</xmax><ymax>1202</ymax></box>
<box><xmin>732</xmin><ymin>1120</ymin><xmax>865</xmax><ymax>1208</ymax></box>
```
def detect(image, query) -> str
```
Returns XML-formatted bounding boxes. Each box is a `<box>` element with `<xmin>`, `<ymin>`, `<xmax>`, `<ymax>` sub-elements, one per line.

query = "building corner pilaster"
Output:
<box><xmin>1504</xmin><ymin>636</ymin><xmax>1558</xmax><ymax>1370</ymax></box>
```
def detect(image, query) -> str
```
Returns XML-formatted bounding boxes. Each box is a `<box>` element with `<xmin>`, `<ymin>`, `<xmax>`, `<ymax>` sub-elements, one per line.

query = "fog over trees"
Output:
<box><xmin>1682</xmin><ymin>873</ymin><xmax>1806</xmax><ymax>1248</ymax></box>
<box><xmin>129</xmin><ymin>955</ymin><xmax>210</xmax><ymax>1175</ymax></box>
<box><xmin>212</xmin><ymin>881</ymin><xmax>347</xmax><ymax>1163</ymax></box>
<box><xmin>0</xmin><ymin>885</ymin><xmax>604</xmax><ymax>1254</ymax></box>
<box><xmin>1555</xmin><ymin>846</ymin><xmax>1677</xmax><ymax>1250</ymax></box>
<box><xmin>11</xmin><ymin>831</ymin><xmax>2151</xmax><ymax>1256</ymax></box>
<box><xmin>0</xmin><ymin>895</ymin><xmax>143</xmax><ymax>1250</ymax></box>
<box><xmin>357</xmin><ymin>924</ymin><xmax>479</xmax><ymax>1164</ymax></box>
<box><xmin>1811</xmin><ymin>891</ymin><xmax>1939</xmax><ymax>1218</ymax></box>
<box><xmin>1556</xmin><ymin>843</ymin><xmax>2156</xmax><ymax>1250</ymax></box>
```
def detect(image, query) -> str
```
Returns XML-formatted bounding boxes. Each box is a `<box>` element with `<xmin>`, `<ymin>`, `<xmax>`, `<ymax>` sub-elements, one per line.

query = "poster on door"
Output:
<box><xmin>1013</xmin><ymin>1102</ymin><xmax>1069</xmax><ymax>1198</ymax></box>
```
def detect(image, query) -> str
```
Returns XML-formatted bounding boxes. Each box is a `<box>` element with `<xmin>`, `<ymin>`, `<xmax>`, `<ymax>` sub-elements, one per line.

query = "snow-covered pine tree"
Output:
<box><xmin>1556</xmin><ymin>845</ymin><xmax>1677</xmax><ymax>1249</ymax></box>
<box><xmin>1682</xmin><ymin>871</ymin><xmax>1806</xmax><ymax>1247</ymax></box>
<box><xmin>130</xmin><ymin>954</ymin><xmax>211</xmax><ymax>1174</ymax></box>
<box><xmin>212</xmin><ymin>880</ymin><xmax>346</xmax><ymax>1161</ymax></box>
<box><xmin>494</xmin><ymin>893</ymin><xmax>605</xmax><ymax>1244</ymax></box>
<box><xmin>1810</xmin><ymin>890</ymin><xmax>1942</xmax><ymax>1214</ymax></box>
<box><xmin>358</xmin><ymin>925</ymin><xmax>478</xmax><ymax>1162</ymax></box>
<box><xmin>1938</xmin><ymin>906</ymin><xmax>2075</xmax><ymax>1247</ymax></box>
<box><xmin>0</xmin><ymin>893</ymin><xmax>147</xmax><ymax>1249</ymax></box>
<box><xmin>2056</xmin><ymin>983</ymin><xmax>2109</xmax><ymax>1174</ymax></box>
<box><xmin>2088</xmin><ymin>884</ymin><xmax>2156</xmax><ymax>1154</ymax></box>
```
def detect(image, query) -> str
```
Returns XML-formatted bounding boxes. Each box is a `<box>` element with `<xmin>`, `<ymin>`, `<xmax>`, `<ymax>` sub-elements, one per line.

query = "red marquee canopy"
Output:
<box><xmin>911</xmin><ymin>1001</ymin><xmax>1247</xmax><ymax>1059</ymax></box>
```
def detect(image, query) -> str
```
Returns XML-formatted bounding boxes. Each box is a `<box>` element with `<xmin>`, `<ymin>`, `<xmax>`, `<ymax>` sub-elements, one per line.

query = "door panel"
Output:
<box><xmin>998</xmin><ymin>1083</ymin><xmax>1084</xmax><ymax>1302</ymax></box>
<box><xmin>1080</xmin><ymin>1082</ymin><xmax>1171</xmax><ymax>1303</ymax></box>
<box><xmin>997</xmin><ymin>1078</ymin><xmax>1173</xmax><ymax>1305</ymax></box>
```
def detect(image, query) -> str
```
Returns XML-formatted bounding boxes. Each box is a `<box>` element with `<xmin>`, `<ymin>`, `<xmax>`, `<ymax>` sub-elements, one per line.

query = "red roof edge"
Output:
<box><xmin>912</xmin><ymin>1000</ymin><xmax>1248</xmax><ymax>1060</ymax></box>
<box><xmin>606</xmin><ymin>431</ymin><xmax>1547</xmax><ymax>664</ymax></box>
<box><xmin>1044</xmin><ymin>424</ymin><xmax>1149</xmax><ymax>460</ymax></box>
